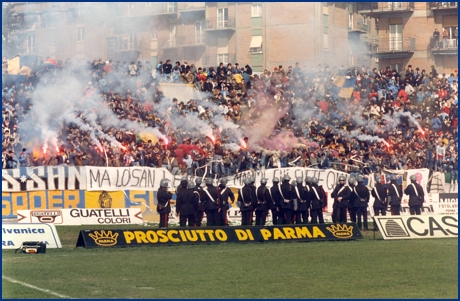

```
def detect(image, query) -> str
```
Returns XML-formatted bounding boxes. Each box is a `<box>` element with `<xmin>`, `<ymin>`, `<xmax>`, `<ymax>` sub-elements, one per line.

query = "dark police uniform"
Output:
<box><xmin>388</xmin><ymin>180</ymin><xmax>402</xmax><ymax>215</ymax></box>
<box><xmin>331</xmin><ymin>182</ymin><xmax>351</xmax><ymax>223</ymax></box>
<box><xmin>269</xmin><ymin>180</ymin><xmax>282</xmax><ymax>225</ymax></box>
<box><xmin>176</xmin><ymin>181</ymin><xmax>198</xmax><ymax>227</ymax></box>
<box><xmin>372</xmin><ymin>182</ymin><xmax>388</xmax><ymax>216</ymax></box>
<box><xmin>404</xmin><ymin>179</ymin><xmax>424</xmax><ymax>215</ymax></box>
<box><xmin>217</xmin><ymin>184</ymin><xmax>235</xmax><ymax>226</ymax></box>
<box><xmin>202</xmin><ymin>183</ymin><xmax>220</xmax><ymax>226</ymax></box>
<box><xmin>294</xmin><ymin>183</ymin><xmax>308</xmax><ymax>224</ymax></box>
<box><xmin>353</xmin><ymin>183</ymin><xmax>370</xmax><ymax>230</ymax></box>
<box><xmin>255</xmin><ymin>184</ymin><xmax>271</xmax><ymax>225</ymax></box>
<box><xmin>157</xmin><ymin>186</ymin><xmax>172</xmax><ymax>228</ymax></box>
<box><xmin>279</xmin><ymin>179</ymin><xmax>294</xmax><ymax>224</ymax></box>
<box><xmin>239</xmin><ymin>183</ymin><xmax>255</xmax><ymax>226</ymax></box>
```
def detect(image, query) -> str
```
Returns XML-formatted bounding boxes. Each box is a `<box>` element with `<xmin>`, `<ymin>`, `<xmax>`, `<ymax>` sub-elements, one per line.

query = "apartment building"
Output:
<box><xmin>4</xmin><ymin>2</ymin><xmax>380</xmax><ymax>72</ymax></box>
<box><xmin>358</xmin><ymin>2</ymin><xmax>458</xmax><ymax>73</ymax></box>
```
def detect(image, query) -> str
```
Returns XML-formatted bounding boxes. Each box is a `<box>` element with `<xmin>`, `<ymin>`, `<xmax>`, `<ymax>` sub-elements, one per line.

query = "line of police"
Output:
<box><xmin>155</xmin><ymin>173</ymin><xmax>424</xmax><ymax>229</ymax></box>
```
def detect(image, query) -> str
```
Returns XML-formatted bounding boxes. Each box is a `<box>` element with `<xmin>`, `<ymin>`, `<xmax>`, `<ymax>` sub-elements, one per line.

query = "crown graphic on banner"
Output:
<box><xmin>326</xmin><ymin>224</ymin><xmax>354</xmax><ymax>238</ymax></box>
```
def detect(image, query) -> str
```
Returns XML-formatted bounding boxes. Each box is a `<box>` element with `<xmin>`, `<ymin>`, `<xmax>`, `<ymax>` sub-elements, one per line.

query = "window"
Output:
<box><xmin>323</xmin><ymin>14</ymin><xmax>329</xmax><ymax>34</ymax></box>
<box><xmin>151</xmin><ymin>27</ymin><xmax>157</xmax><ymax>40</ymax></box>
<box><xmin>390</xmin><ymin>63</ymin><xmax>402</xmax><ymax>72</ymax></box>
<box><xmin>388</xmin><ymin>2</ymin><xmax>402</xmax><ymax>10</ymax></box>
<box><xmin>129</xmin><ymin>34</ymin><xmax>137</xmax><ymax>49</ymax></box>
<box><xmin>363</xmin><ymin>16</ymin><xmax>368</xmax><ymax>25</ymax></box>
<box><xmin>169</xmin><ymin>24</ymin><xmax>176</xmax><ymax>47</ymax></box>
<box><xmin>323</xmin><ymin>33</ymin><xmax>328</xmax><ymax>50</ymax></box>
<box><xmin>389</xmin><ymin>24</ymin><xmax>402</xmax><ymax>50</ymax></box>
<box><xmin>348</xmin><ymin>13</ymin><xmax>353</xmax><ymax>29</ymax></box>
<box><xmin>252</xmin><ymin>4</ymin><xmax>262</xmax><ymax>17</ymax></box>
<box><xmin>217</xmin><ymin>8</ymin><xmax>228</xmax><ymax>28</ymax></box>
<box><xmin>249</xmin><ymin>36</ymin><xmax>262</xmax><ymax>53</ymax></box>
<box><xmin>26</xmin><ymin>35</ymin><xmax>35</xmax><ymax>53</ymax></box>
<box><xmin>195</xmin><ymin>21</ymin><xmax>204</xmax><ymax>44</ymax></box>
<box><xmin>77</xmin><ymin>27</ymin><xmax>84</xmax><ymax>42</ymax></box>
<box><xmin>442</xmin><ymin>26</ymin><xmax>458</xmax><ymax>48</ymax></box>
<box><xmin>166</xmin><ymin>2</ymin><xmax>177</xmax><ymax>13</ymax></box>
<box><xmin>217</xmin><ymin>54</ymin><xmax>229</xmax><ymax>64</ymax></box>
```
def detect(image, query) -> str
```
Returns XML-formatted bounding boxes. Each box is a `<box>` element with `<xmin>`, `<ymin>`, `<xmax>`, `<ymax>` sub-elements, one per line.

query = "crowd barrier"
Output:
<box><xmin>2</xmin><ymin>166</ymin><xmax>457</xmax><ymax>221</ymax></box>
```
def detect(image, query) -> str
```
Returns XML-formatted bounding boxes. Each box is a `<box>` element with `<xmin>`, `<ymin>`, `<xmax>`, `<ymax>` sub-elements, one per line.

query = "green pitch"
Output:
<box><xmin>2</xmin><ymin>224</ymin><xmax>457</xmax><ymax>299</ymax></box>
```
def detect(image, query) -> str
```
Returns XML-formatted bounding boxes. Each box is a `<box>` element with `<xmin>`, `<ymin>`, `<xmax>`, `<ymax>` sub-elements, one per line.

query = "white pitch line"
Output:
<box><xmin>2</xmin><ymin>275</ymin><xmax>71</xmax><ymax>299</ymax></box>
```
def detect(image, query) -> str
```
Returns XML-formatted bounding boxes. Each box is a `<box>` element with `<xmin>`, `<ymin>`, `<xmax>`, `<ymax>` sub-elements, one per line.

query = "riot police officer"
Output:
<box><xmin>176</xmin><ymin>179</ymin><xmax>198</xmax><ymax>227</ymax></box>
<box><xmin>269</xmin><ymin>177</ymin><xmax>282</xmax><ymax>225</ymax></box>
<box><xmin>279</xmin><ymin>174</ymin><xmax>294</xmax><ymax>224</ymax></box>
<box><xmin>255</xmin><ymin>178</ymin><xmax>271</xmax><ymax>225</ymax></box>
<box><xmin>157</xmin><ymin>178</ymin><xmax>172</xmax><ymax>228</ymax></box>
<box><xmin>239</xmin><ymin>177</ymin><xmax>255</xmax><ymax>226</ymax></box>
<box><xmin>388</xmin><ymin>175</ymin><xmax>402</xmax><ymax>215</ymax></box>
<box><xmin>294</xmin><ymin>177</ymin><xmax>308</xmax><ymax>224</ymax></box>
<box><xmin>217</xmin><ymin>178</ymin><xmax>235</xmax><ymax>226</ymax></box>
<box><xmin>347</xmin><ymin>177</ymin><xmax>358</xmax><ymax>223</ymax></box>
<box><xmin>193</xmin><ymin>177</ymin><xmax>204</xmax><ymax>226</ymax></box>
<box><xmin>353</xmin><ymin>175</ymin><xmax>370</xmax><ymax>230</ymax></box>
<box><xmin>404</xmin><ymin>174</ymin><xmax>424</xmax><ymax>215</ymax></box>
<box><xmin>331</xmin><ymin>175</ymin><xmax>351</xmax><ymax>223</ymax></box>
<box><xmin>309</xmin><ymin>177</ymin><xmax>325</xmax><ymax>224</ymax></box>
<box><xmin>372</xmin><ymin>178</ymin><xmax>388</xmax><ymax>216</ymax></box>
<box><xmin>202</xmin><ymin>178</ymin><xmax>219</xmax><ymax>226</ymax></box>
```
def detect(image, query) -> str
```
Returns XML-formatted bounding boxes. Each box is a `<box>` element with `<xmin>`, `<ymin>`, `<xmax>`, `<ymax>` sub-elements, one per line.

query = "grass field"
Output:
<box><xmin>2</xmin><ymin>224</ymin><xmax>458</xmax><ymax>299</ymax></box>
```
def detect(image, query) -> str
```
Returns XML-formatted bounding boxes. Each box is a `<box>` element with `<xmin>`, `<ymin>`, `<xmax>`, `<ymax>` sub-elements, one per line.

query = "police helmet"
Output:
<box><xmin>187</xmin><ymin>181</ymin><xmax>195</xmax><ymax>189</ymax></box>
<box><xmin>306</xmin><ymin>176</ymin><xmax>312</xmax><ymax>184</ymax></box>
<box><xmin>283</xmin><ymin>174</ymin><xmax>291</xmax><ymax>181</ymax></box>
<box><xmin>243</xmin><ymin>178</ymin><xmax>252</xmax><ymax>185</ymax></box>
<box><xmin>338</xmin><ymin>175</ymin><xmax>346</xmax><ymax>181</ymax></box>
<box><xmin>296</xmin><ymin>177</ymin><xmax>303</xmax><ymax>184</ymax></box>
<box><xmin>160</xmin><ymin>179</ymin><xmax>170</xmax><ymax>188</ymax></box>
<box><xmin>376</xmin><ymin>178</ymin><xmax>382</xmax><ymax>184</ymax></box>
<box><xmin>312</xmin><ymin>177</ymin><xmax>319</xmax><ymax>184</ymax></box>
<box><xmin>409</xmin><ymin>175</ymin><xmax>416</xmax><ymax>181</ymax></box>
<box><xmin>180</xmin><ymin>176</ymin><xmax>187</xmax><ymax>182</ymax></box>
<box><xmin>357</xmin><ymin>175</ymin><xmax>364</xmax><ymax>183</ymax></box>
<box><xmin>205</xmin><ymin>178</ymin><xmax>213</xmax><ymax>185</ymax></box>
<box><xmin>260</xmin><ymin>178</ymin><xmax>268</xmax><ymax>184</ymax></box>
<box><xmin>220</xmin><ymin>178</ymin><xmax>228</xmax><ymax>185</ymax></box>
<box><xmin>195</xmin><ymin>178</ymin><xmax>203</xmax><ymax>184</ymax></box>
<box><xmin>249</xmin><ymin>176</ymin><xmax>255</xmax><ymax>183</ymax></box>
<box><xmin>291</xmin><ymin>180</ymin><xmax>297</xmax><ymax>186</ymax></box>
<box><xmin>348</xmin><ymin>177</ymin><xmax>356</xmax><ymax>186</ymax></box>
<box><xmin>273</xmin><ymin>177</ymin><xmax>280</xmax><ymax>183</ymax></box>
<box><xmin>390</xmin><ymin>175</ymin><xmax>397</xmax><ymax>181</ymax></box>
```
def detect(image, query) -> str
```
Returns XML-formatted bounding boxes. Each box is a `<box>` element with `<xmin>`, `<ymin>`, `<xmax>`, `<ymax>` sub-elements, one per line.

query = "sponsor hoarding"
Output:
<box><xmin>76</xmin><ymin>223</ymin><xmax>362</xmax><ymax>248</ymax></box>
<box><xmin>17</xmin><ymin>208</ymin><xmax>143</xmax><ymax>225</ymax></box>
<box><xmin>374</xmin><ymin>214</ymin><xmax>457</xmax><ymax>240</ymax></box>
<box><xmin>2</xmin><ymin>223</ymin><xmax>62</xmax><ymax>249</ymax></box>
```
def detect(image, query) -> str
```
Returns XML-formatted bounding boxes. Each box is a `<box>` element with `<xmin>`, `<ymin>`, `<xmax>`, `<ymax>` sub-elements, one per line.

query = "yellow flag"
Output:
<box><xmin>7</xmin><ymin>57</ymin><xmax>20</xmax><ymax>75</ymax></box>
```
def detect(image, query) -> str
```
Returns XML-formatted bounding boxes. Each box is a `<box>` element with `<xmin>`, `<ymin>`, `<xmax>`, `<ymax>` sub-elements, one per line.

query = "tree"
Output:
<box><xmin>2</xmin><ymin>3</ymin><xmax>24</xmax><ymax>58</ymax></box>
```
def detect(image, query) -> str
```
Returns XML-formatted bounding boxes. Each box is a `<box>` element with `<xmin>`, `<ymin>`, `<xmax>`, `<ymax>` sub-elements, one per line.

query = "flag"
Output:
<box><xmin>7</xmin><ymin>57</ymin><xmax>20</xmax><ymax>75</ymax></box>
<box><xmin>332</xmin><ymin>76</ymin><xmax>357</xmax><ymax>99</ymax></box>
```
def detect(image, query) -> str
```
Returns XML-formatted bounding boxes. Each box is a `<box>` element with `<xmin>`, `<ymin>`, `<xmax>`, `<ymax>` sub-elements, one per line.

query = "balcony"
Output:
<box><xmin>357</xmin><ymin>2</ymin><xmax>414</xmax><ymax>17</ymax></box>
<box><xmin>177</xmin><ymin>35</ymin><xmax>206</xmax><ymax>47</ymax></box>
<box><xmin>205</xmin><ymin>17</ymin><xmax>236</xmax><ymax>31</ymax></box>
<box><xmin>429</xmin><ymin>2</ymin><xmax>458</xmax><ymax>13</ymax></box>
<box><xmin>430</xmin><ymin>38</ymin><xmax>458</xmax><ymax>56</ymax></box>
<box><xmin>205</xmin><ymin>53</ymin><xmax>236</xmax><ymax>67</ymax></box>
<box><xmin>372</xmin><ymin>37</ymin><xmax>415</xmax><ymax>58</ymax></box>
<box><xmin>178</xmin><ymin>2</ymin><xmax>205</xmax><ymax>13</ymax></box>
<box><xmin>348</xmin><ymin>21</ymin><xmax>369</xmax><ymax>34</ymax></box>
<box><xmin>153</xmin><ymin>3</ymin><xmax>177</xmax><ymax>15</ymax></box>
<box><xmin>158</xmin><ymin>38</ymin><xmax>180</xmax><ymax>49</ymax></box>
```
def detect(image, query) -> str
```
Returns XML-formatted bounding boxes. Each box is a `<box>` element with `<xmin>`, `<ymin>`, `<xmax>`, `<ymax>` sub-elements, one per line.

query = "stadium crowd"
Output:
<box><xmin>1</xmin><ymin>55</ymin><xmax>458</xmax><ymax>184</ymax></box>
